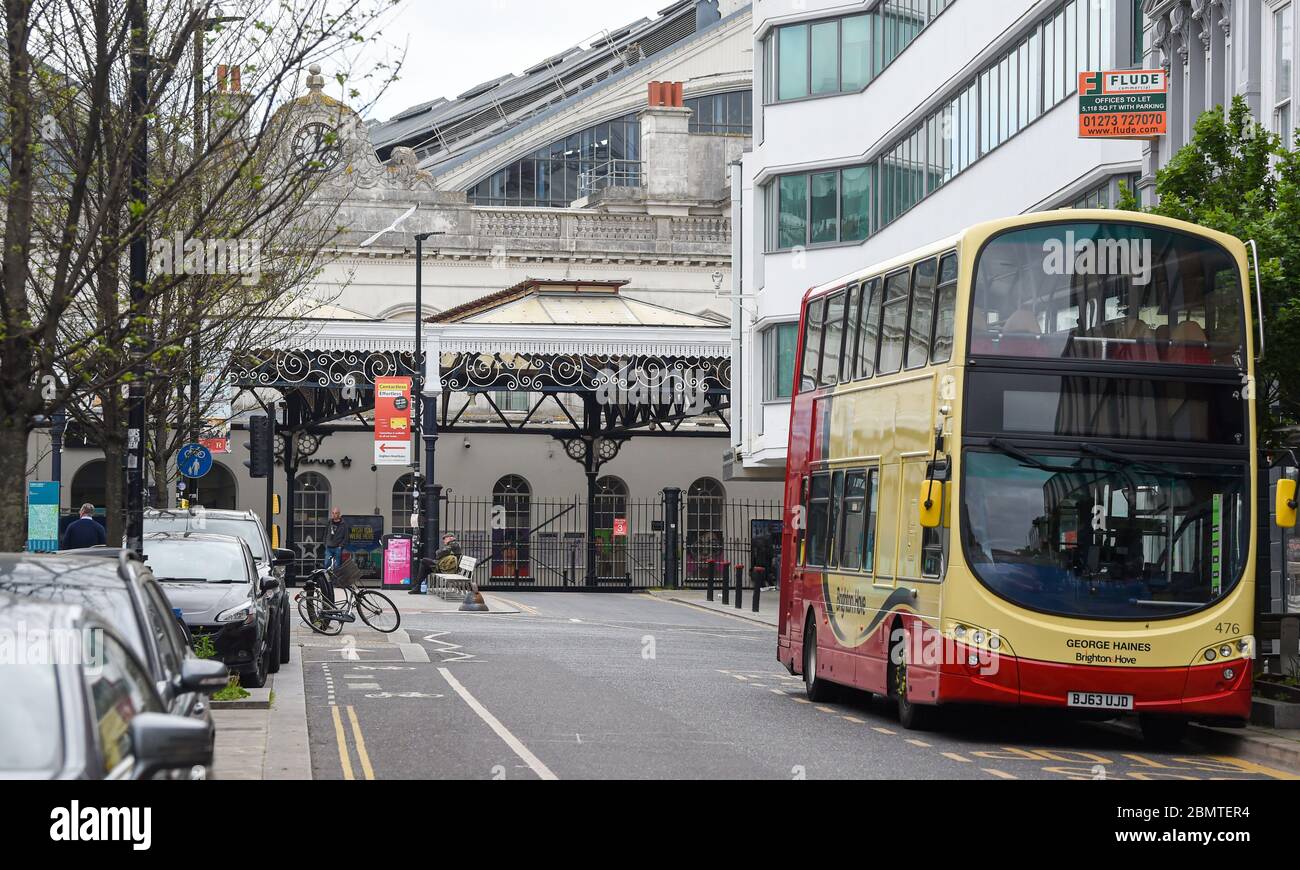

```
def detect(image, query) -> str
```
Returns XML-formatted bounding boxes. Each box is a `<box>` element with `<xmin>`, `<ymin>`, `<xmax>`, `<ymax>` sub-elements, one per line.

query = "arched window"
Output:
<box><xmin>196</xmin><ymin>463</ymin><xmax>237</xmax><ymax>511</ymax></box>
<box><xmin>592</xmin><ymin>476</ymin><xmax>628</xmax><ymax>530</ymax></box>
<box><xmin>467</xmin><ymin>113</ymin><xmax>641</xmax><ymax>207</ymax></box>
<box><xmin>686</xmin><ymin>477</ymin><xmax>726</xmax><ymax>579</ymax></box>
<box><xmin>491</xmin><ymin>475</ymin><xmax>531</xmax><ymax>578</ymax></box>
<box><xmin>70</xmin><ymin>460</ymin><xmax>107</xmax><ymax>512</ymax></box>
<box><xmin>592</xmin><ymin>476</ymin><xmax>629</xmax><ymax>579</ymax></box>
<box><xmin>293</xmin><ymin>472</ymin><xmax>332</xmax><ymax>575</ymax></box>
<box><xmin>392</xmin><ymin>474</ymin><xmax>416</xmax><ymax>540</ymax></box>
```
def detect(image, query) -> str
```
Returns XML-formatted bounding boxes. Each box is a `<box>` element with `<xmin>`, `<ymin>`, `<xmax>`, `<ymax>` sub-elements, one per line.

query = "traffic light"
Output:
<box><xmin>244</xmin><ymin>415</ymin><xmax>273</xmax><ymax>479</ymax></box>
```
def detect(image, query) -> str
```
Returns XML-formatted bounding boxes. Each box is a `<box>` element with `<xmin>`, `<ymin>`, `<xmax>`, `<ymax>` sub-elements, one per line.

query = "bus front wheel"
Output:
<box><xmin>1139</xmin><ymin>714</ymin><xmax>1188</xmax><ymax>748</ymax></box>
<box><xmin>803</xmin><ymin>614</ymin><xmax>833</xmax><ymax>703</ymax></box>
<box><xmin>891</xmin><ymin>630</ymin><xmax>937</xmax><ymax>731</ymax></box>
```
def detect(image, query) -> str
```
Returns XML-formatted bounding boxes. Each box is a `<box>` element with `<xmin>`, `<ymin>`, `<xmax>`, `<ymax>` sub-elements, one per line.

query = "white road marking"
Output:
<box><xmin>438</xmin><ymin>667</ymin><xmax>558</xmax><ymax>781</ymax></box>
<box><xmin>346</xmin><ymin>682</ymin><xmax>382</xmax><ymax>690</ymax></box>
<box><xmin>423</xmin><ymin>631</ymin><xmax>476</xmax><ymax>663</ymax></box>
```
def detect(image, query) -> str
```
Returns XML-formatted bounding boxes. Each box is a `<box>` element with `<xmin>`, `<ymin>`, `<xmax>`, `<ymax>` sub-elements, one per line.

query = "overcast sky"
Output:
<box><xmin>358</xmin><ymin>0</ymin><xmax>673</xmax><ymax>122</ymax></box>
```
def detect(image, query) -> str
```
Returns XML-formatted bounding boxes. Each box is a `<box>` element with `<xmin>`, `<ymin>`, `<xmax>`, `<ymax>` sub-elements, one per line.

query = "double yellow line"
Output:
<box><xmin>330</xmin><ymin>705</ymin><xmax>375</xmax><ymax>780</ymax></box>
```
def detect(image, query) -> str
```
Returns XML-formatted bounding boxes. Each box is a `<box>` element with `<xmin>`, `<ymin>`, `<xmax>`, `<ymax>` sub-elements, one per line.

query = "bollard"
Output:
<box><xmin>734</xmin><ymin>564</ymin><xmax>744</xmax><ymax>609</ymax></box>
<box><xmin>752</xmin><ymin>566</ymin><xmax>763</xmax><ymax>613</ymax></box>
<box><xmin>721</xmin><ymin>561</ymin><xmax>731</xmax><ymax>605</ymax></box>
<box><xmin>706</xmin><ymin>560</ymin><xmax>715</xmax><ymax>602</ymax></box>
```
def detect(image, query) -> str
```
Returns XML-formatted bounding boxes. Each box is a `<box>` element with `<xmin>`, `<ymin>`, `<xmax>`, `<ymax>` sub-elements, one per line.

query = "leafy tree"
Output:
<box><xmin>1118</xmin><ymin>96</ymin><xmax>1300</xmax><ymax>445</ymax></box>
<box><xmin>1</xmin><ymin>0</ymin><xmax>401</xmax><ymax>548</ymax></box>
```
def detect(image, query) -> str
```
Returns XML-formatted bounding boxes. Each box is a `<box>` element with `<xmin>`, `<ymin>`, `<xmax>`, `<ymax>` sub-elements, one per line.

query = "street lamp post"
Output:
<box><xmin>358</xmin><ymin>208</ymin><xmax>443</xmax><ymax>592</ymax></box>
<box><xmin>186</xmin><ymin>4</ymin><xmax>245</xmax><ymax>507</ymax></box>
<box><xmin>125</xmin><ymin>0</ymin><xmax>150</xmax><ymax>553</ymax></box>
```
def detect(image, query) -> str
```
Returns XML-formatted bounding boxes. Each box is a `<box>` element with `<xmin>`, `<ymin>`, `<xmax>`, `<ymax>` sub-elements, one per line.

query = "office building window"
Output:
<box><xmin>765</xmin><ymin>2</ymin><xmax>952</xmax><ymax>103</ymax></box>
<box><xmin>765</xmin><ymin>0</ymin><xmax>1119</xmax><ymax>248</ymax></box>
<box><xmin>1277</xmin><ymin>4</ymin><xmax>1294</xmax><ymax>149</ymax></box>
<box><xmin>763</xmin><ymin>322</ymin><xmax>799</xmax><ymax>400</ymax></box>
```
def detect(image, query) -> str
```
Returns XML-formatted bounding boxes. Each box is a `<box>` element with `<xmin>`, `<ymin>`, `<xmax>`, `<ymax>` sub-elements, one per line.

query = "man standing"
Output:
<box><xmin>324</xmin><ymin>508</ymin><xmax>346</xmax><ymax>573</ymax></box>
<box><xmin>61</xmin><ymin>504</ymin><xmax>107</xmax><ymax>550</ymax></box>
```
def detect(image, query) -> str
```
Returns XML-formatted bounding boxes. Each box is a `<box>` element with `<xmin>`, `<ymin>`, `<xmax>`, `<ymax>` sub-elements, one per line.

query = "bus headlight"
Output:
<box><xmin>1204</xmin><ymin>648</ymin><xmax>1217</xmax><ymax>662</ymax></box>
<box><xmin>1219</xmin><ymin>644</ymin><xmax>1233</xmax><ymax>659</ymax></box>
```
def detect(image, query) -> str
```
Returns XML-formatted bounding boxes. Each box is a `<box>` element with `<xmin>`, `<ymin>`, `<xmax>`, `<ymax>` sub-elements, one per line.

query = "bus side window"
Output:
<box><xmin>821</xmin><ymin>291</ymin><xmax>847</xmax><ymax>388</ymax></box>
<box><xmin>841</xmin><ymin>283</ymin><xmax>861</xmax><ymax>383</ymax></box>
<box><xmin>801</xmin><ymin>299</ymin><xmax>825</xmax><ymax>393</ymax></box>
<box><xmin>857</xmin><ymin>278</ymin><xmax>882</xmax><ymax>380</ymax></box>
<box><xmin>906</xmin><ymin>258</ymin><xmax>938</xmax><ymax>369</ymax></box>
<box><xmin>864</xmin><ymin>468</ymin><xmax>879</xmax><ymax>574</ymax></box>
<box><xmin>827</xmin><ymin>470</ymin><xmax>844</xmax><ymax>569</ymax></box>
<box><xmin>931</xmin><ymin>253</ymin><xmax>959</xmax><ymax>364</ymax></box>
<box><xmin>878</xmin><ymin>269</ymin><xmax>910</xmax><ymax>374</ymax></box>
<box><xmin>840</xmin><ymin>470</ymin><xmax>866</xmax><ymax>571</ymax></box>
<box><xmin>807</xmin><ymin>473</ymin><xmax>831</xmax><ymax>567</ymax></box>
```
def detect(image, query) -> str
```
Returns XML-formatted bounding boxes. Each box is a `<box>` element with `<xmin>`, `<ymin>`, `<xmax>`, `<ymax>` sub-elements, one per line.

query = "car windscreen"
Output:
<box><xmin>0</xmin><ymin>663</ymin><xmax>62</xmax><ymax>773</ymax></box>
<box><xmin>141</xmin><ymin>539</ymin><xmax>250</xmax><ymax>584</ymax></box>
<box><xmin>144</xmin><ymin>516</ymin><xmax>268</xmax><ymax>561</ymax></box>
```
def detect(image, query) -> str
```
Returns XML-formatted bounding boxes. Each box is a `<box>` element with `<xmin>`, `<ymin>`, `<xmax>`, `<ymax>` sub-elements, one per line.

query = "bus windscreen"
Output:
<box><xmin>971</xmin><ymin>222</ymin><xmax>1245</xmax><ymax>366</ymax></box>
<box><xmin>962</xmin><ymin>448</ymin><xmax>1248</xmax><ymax>620</ymax></box>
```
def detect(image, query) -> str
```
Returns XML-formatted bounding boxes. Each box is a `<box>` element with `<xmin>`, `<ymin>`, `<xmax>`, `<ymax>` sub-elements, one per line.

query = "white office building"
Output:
<box><xmin>731</xmin><ymin>0</ymin><xmax>1152</xmax><ymax>477</ymax></box>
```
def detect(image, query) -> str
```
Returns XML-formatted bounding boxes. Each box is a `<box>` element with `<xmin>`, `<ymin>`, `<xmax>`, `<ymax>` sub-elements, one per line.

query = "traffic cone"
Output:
<box><xmin>458</xmin><ymin>583</ymin><xmax>490</xmax><ymax>612</ymax></box>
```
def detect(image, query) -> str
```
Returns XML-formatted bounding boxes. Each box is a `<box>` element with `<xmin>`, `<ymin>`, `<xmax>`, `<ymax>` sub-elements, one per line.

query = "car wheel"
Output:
<box><xmin>241</xmin><ymin>635</ymin><xmax>270</xmax><ymax>689</ymax></box>
<box><xmin>279</xmin><ymin>605</ymin><xmax>292</xmax><ymax>664</ymax></box>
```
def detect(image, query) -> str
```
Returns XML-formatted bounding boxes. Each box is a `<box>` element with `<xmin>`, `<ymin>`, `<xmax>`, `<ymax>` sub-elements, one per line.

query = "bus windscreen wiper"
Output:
<box><xmin>986</xmin><ymin>438</ymin><xmax>1077</xmax><ymax>473</ymax></box>
<box><xmin>1079</xmin><ymin>443</ymin><xmax>1197</xmax><ymax>478</ymax></box>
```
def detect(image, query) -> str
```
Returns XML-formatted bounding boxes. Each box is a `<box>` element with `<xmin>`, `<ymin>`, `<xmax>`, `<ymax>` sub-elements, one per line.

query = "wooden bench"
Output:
<box><xmin>433</xmin><ymin>555</ymin><xmax>479</xmax><ymax>600</ymax></box>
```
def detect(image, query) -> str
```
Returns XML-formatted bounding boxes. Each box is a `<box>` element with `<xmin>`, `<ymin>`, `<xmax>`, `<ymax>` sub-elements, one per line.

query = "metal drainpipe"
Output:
<box><xmin>728</xmin><ymin>159</ymin><xmax>745</xmax><ymax>458</ymax></box>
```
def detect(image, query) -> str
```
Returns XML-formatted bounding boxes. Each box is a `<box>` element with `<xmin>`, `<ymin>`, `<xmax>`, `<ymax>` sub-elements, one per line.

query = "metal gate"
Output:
<box><xmin>439</xmin><ymin>492</ymin><xmax>781</xmax><ymax>592</ymax></box>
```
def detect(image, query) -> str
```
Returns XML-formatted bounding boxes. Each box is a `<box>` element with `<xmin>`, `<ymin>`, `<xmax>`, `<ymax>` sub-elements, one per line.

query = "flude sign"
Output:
<box><xmin>1078</xmin><ymin>70</ymin><xmax>1167</xmax><ymax>139</ymax></box>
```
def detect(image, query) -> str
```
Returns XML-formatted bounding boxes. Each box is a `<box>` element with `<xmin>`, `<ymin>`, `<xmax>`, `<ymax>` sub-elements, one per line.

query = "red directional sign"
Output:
<box><xmin>374</xmin><ymin>376</ymin><xmax>412</xmax><ymax>466</ymax></box>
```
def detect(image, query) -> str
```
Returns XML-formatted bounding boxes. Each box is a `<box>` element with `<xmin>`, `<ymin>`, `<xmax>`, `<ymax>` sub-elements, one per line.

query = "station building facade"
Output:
<box><xmin>29</xmin><ymin>1</ymin><xmax>782</xmax><ymax>575</ymax></box>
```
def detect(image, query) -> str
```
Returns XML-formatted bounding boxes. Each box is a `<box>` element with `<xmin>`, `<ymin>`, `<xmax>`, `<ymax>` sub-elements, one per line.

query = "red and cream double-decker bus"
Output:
<box><xmin>778</xmin><ymin>210</ymin><xmax>1272</xmax><ymax>743</ymax></box>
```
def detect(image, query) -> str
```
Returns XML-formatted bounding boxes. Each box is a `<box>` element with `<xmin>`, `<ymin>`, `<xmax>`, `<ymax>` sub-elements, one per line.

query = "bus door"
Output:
<box><xmin>900</xmin><ymin>457</ymin><xmax>931</xmax><ymax>582</ymax></box>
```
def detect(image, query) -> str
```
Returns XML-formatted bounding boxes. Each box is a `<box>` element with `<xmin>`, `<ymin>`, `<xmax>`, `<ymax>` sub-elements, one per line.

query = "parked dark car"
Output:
<box><xmin>139</xmin><ymin>532</ymin><xmax>279</xmax><ymax>688</ymax></box>
<box><xmin>145</xmin><ymin>508</ymin><xmax>293</xmax><ymax>668</ymax></box>
<box><xmin>0</xmin><ymin>593</ymin><xmax>218</xmax><ymax>779</ymax></box>
<box><xmin>12</xmin><ymin>550</ymin><xmax>228</xmax><ymax>724</ymax></box>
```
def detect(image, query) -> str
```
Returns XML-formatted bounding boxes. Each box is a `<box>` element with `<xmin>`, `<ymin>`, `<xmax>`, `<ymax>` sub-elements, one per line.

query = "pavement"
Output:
<box><xmin>650</xmin><ymin>587</ymin><xmax>778</xmax><ymax>627</ymax></box>
<box><xmin>211</xmin><ymin>590</ymin><xmax>1300</xmax><ymax>780</ymax></box>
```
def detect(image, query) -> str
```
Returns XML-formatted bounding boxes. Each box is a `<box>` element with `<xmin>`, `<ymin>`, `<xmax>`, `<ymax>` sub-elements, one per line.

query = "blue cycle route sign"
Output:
<box><xmin>178</xmin><ymin>443</ymin><xmax>214</xmax><ymax>479</ymax></box>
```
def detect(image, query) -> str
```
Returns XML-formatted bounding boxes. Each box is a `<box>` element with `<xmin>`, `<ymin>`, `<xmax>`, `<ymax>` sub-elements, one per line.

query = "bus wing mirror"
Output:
<box><xmin>1278</xmin><ymin>479</ymin><xmax>1298</xmax><ymax>529</ymax></box>
<box><xmin>920</xmin><ymin>481</ymin><xmax>944</xmax><ymax>529</ymax></box>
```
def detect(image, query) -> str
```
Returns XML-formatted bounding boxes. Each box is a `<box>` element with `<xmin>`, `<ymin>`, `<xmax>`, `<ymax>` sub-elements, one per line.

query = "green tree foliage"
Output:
<box><xmin>1119</xmin><ymin>97</ymin><xmax>1300</xmax><ymax>445</ymax></box>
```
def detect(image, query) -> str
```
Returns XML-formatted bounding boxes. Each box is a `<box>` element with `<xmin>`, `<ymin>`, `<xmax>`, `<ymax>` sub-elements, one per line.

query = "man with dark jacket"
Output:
<box><xmin>61</xmin><ymin>504</ymin><xmax>107</xmax><ymax>550</ymax></box>
<box><xmin>324</xmin><ymin>508</ymin><xmax>347</xmax><ymax>572</ymax></box>
<box><xmin>434</xmin><ymin>534</ymin><xmax>462</xmax><ymax>574</ymax></box>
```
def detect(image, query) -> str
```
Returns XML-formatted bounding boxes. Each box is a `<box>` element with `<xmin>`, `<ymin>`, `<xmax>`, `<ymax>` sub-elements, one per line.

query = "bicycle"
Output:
<box><xmin>295</xmin><ymin>561</ymin><xmax>401</xmax><ymax>635</ymax></box>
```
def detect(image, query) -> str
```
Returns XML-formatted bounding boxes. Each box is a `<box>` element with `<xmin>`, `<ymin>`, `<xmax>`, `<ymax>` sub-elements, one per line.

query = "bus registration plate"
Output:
<box><xmin>1068</xmin><ymin>692</ymin><xmax>1133</xmax><ymax>711</ymax></box>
